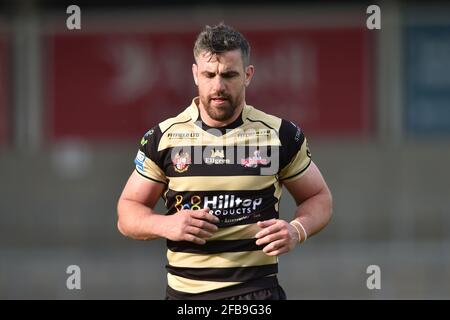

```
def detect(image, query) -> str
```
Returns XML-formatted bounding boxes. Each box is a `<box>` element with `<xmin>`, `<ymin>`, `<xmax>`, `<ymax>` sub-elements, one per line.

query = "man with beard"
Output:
<box><xmin>117</xmin><ymin>23</ymin><xmax>333</xmax><ymax>300</ymax></box>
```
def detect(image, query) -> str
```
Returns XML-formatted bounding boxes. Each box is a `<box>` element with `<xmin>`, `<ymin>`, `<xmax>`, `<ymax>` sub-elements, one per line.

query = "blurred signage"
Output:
<box><xmin>46</xmin><ymin>26</ymin><xmax>373</xmax><ymax>141</ymax></box>
<box><xmin>0</xmin><ymin>33</ymin><xmax>9</xmax><ymax>146</ymax></box>
<box><xmin>406</xmin><ymin>26</ymin><xmax>450</xmax><ymax>135</ymax></box>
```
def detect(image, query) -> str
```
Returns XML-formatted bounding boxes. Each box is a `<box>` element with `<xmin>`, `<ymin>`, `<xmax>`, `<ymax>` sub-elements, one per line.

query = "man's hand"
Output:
<box><xmin>255</xmin><ymin>219</ymin><xmax>299</xmax><ymax>256</ymax></box>
<box><xmin>163</xmin><ymin>208</ymin><xmax>220</xmax><ymax>245</ymax></box>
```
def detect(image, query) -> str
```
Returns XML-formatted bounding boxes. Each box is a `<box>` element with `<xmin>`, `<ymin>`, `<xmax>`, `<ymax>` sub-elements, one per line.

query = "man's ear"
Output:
<box><xmin>192</xmin><ymin>63</ymin><xmax>198</xmax><ymax>86</ymax></box>
<box><xmin>244</xmin><ymin>65</ymin><xmax>254</xmax><ymax>87</ymax></box>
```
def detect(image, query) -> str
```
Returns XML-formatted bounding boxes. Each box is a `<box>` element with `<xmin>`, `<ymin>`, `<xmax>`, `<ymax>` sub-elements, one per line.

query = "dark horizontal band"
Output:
<box><xmin>166</xmin><ymin>275</ymin><xmax>279</xmax><ymax>300</ymax></box>
<box><xmin>281</xmin><ymin>158</ymin><xmax>312</xmax><ymax>181</ymax></box>
<box><xmin>167</xmin><ymin>238</ymin><xmax>262</xmax><ymax>254</ymax></box>
<box><xmin>135</xmin><ymin>168</ymin><xmax>167</xmax><ymax>184</ymax></box>
<box><xmin>166</xmin><ymin>263</ymin><xmax>278</xmax><ymax>283</ymax></box>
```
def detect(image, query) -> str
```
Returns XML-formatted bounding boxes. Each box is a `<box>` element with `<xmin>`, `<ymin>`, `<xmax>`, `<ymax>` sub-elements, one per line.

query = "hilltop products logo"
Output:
<box><xmin>172</xmin><ymin>149</ymin><xmax>191</xmax><ymax>173</ymax></box>
<box><xmin>241</xmin><ymin>149</ymin><xmax>270</xmax><ymax>168</ymax></box>
<box><xmin>174</xmin><ymin>194</ymin><xmax>263</xmax><ymax>216</ymax></box>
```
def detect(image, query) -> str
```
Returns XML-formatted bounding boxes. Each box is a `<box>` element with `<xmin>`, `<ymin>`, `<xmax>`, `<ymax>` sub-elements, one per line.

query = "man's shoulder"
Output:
<box><xmin>246</xmin><ymin>105</ymin><xmax>306</xmax><ymax>143</ymax></box>
<box><xmin>158</xmin><ymin>105</ymin><xmax>193</xmax><ymax>134</ymax></box>
<box><xmin>245</xmin><ymin>105</ymin><xmax>283</xmax><ymax>131</ymax></box>
<box><xmin>140</xmin><ymin>105</ymin><xmax>192</xmax><ymax>147</ymax></box>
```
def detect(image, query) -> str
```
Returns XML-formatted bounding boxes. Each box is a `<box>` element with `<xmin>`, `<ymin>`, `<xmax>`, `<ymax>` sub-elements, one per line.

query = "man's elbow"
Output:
<box><xmin>116</xmin><ymin>199</ymin><xmax>130</xmax><ymax>237</ymax></box>
<box><xmin>324</xmin><ymin>187</ymin><xmax>333</xmax><ymax>223</ymax></box>
<box><xmin>117</xmin><ymin>219</ymin><xmax>127</xmax><ymax>237</ymax></box>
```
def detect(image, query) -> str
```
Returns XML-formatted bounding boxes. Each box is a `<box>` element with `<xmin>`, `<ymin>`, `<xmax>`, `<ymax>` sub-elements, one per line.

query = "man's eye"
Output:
<box><xmin>205</xmin><ymin>73</ymin><xmax>215</xmax><ymax>78</ymax></box>
<box><xmin>222</xmin><ymin>73</ymin><xmax>237</xmax><ymax>79</ymax></box>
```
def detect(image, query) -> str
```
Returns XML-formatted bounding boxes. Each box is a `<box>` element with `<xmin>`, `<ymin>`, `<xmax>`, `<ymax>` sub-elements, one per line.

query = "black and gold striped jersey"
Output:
<box><xmin>134</xmin><ymin>97</ymin><xmax>311</xmax><ymax>299</ymax></box>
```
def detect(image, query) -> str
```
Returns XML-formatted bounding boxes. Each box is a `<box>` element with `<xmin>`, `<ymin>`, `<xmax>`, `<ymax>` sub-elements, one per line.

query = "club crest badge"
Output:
<box><xmin>172</xmin><ymin>150</ymin><xmax>191</xmax><ymax>173</ymax></box>
<box><xmin>241</xmin><ymin>149</ymin><xmax>270</xmax><ymax>168</ymax></box>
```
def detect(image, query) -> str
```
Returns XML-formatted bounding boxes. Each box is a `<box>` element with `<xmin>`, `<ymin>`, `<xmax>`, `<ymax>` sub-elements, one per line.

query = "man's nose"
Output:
<box><xmin>212</xmin><ymin>76</ymin><xmax>225</xmax><ymax>92</ymax></box>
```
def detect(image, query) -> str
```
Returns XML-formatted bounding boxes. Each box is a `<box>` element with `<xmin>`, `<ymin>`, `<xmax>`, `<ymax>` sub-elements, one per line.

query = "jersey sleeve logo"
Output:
<box><xmin>134</xmin><ymin>150</ymin><xmax>146</xmax><ymax>171</ymax></box>
<box><xmin>140</xmin><ymin>129</ymin><xmax>154</xmax><ymax>146</ymax></box>
<box><xmin>289</xmin><ymin>121</ymin><xmax>302</xmax><ymax>142</ymax></box>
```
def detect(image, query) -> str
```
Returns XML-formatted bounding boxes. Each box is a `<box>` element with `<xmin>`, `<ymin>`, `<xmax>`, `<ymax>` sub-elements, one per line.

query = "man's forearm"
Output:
<box><xmin>292</xmin><ymin>189</ymin><xmax>332</xmax><ymax>239</ymax></box>
<box><xmin>117</xmin><ymin>199</ymin><xmax>166</xmax><ymax>240</ymax></box>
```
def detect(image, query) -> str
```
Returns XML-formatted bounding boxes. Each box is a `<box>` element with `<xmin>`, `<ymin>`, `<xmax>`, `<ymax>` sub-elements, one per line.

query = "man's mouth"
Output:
<box><xmin>210</xmin><ymin>97</ymin><xmax>228</xmax><ymax>105</ymax></box>
<box><xmin>211</xmin><ymin>97</ymin><xmax>228</xmax><ymax>101</ymax></box>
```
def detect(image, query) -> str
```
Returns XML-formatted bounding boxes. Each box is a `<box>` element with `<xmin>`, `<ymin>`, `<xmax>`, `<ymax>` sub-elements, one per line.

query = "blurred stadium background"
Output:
<box><xmin>1</xmin><ymin>0</ymin><xmax>450</xmax><ymax>299</ymax></box>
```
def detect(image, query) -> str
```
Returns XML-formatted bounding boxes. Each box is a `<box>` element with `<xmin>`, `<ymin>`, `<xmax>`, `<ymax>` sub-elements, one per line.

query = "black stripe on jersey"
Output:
<box><xmin>164</xmin><ymin>187</ymin><xmax>279</xmax><ymax>227</ymax></box>
<box><xmin>163</xmin><ymin>145</ymin><xmax>278</xmax><ymax>177</ymax></box>
<box><xmin>281</xmin><ymin>158</ymin><xmax>312</xmax><ymax>181</ymax></box>
<box><xmin>167</xmin><ymin>238</ymin><xmax>262</xmax><ymax>254</ymax></box>
<box><xmin>140</xmin><ymin>125</ymin><xmax>165</xmax><ymax>170</ymax></box>
<box><xmin>161</xmin><ymin>118</ymin><xmax>192</xmax><ymax>135</ymax></box>
<box><xmin>135</xmin><ymin>168</ymin><xmax>167</xmax><ymax>184</ymax></box>
<box><xmin>278</xmin><ymin>119</ymin><xmax>306</xmax><ymax>171</ymax></box>
<box><xmin>166</xmin><ymin>275</ymin><xmax>279</xmax><ymax>300</ymax></box>
<box><xmin>165</xmin><ymin>187</ymin><xmax>277</xmax><ymax>212</ymax></box>
<box><xmin>166</xmin><ymin>206</ymin><xmax>278</xmax><ymax>228</ymax></box>
<box><xmin>166</xmin><ymin>264</ymin><xmax>278</xmax><ymax>282</ymax></box>
<box><xmin>247</xmin><ymin>118</ymin><xmax>276</xmax><ymax>131</ymax></box>
<box><xmin>215</xmin><ymin>207</ymin><xmax>278</xmax><ymax>228</ymax></box>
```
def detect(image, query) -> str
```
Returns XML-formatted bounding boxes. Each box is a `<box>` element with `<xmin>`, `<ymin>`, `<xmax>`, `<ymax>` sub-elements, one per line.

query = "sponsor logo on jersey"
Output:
<box><xmin>204</xmin><ymin>148</ymin><xmax>231</xmax><ymax>165</ymax></box>
<box><xmin>140</xmin><ymin>129</ymin><xmax>154</xmax><ymax>146</ymax></box>
<box><xmin>241</xmin><ymin>149</ymin><xmax>270</xmax><ymax>168</ymax></box>
<box><xmin>289</xmin><ymin>121</ymin><xmax>302</xmax><ymax>142</ymax></box>
<box><xmin>172</xmin><ymin>149</ymin><xmax>191</xmax><ymax>173</ymax></box>
<box><xmin>174</xmin><ymin>194</ymin><xmax>263</xmax><ymax>216</ymax></box>
<box><xmin>134</xmin><ymin>150</ymin><xmax>146</xmax><ymax>171</ymax></box>
<box><xmin>168</xmin><ymin>132</ymin><xmax>200</xmax><ymax>139</ymax></box>
<box><xmin>237</xmin><ymin>129</ymin><xmax>272</xmax><ymax>137</ymax></box>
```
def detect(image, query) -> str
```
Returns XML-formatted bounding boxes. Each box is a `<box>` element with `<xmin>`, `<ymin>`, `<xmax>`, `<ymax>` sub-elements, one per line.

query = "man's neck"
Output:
<box><xmin>197</xmin><ymin>100</ymin><xmax>244</xmax><ymax>128</ymax></box>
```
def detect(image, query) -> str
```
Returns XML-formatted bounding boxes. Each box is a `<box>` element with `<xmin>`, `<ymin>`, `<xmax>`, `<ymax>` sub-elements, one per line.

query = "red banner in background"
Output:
<box><xmin>46</xmin><ymin>27</ymin><xmax>372</xmax><ymax>141</ymax></box>
<box><xmin>247</xmin><ymin>28</ymin><xmax>373</xmax><ymax>137</ymax></box>
<box><xmin>0</xmin><ymin>34</ymin><xmax>9</xmax><ymax>146</ymax></box>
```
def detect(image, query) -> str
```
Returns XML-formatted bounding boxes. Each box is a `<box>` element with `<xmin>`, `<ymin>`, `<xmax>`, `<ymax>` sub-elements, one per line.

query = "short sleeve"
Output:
<box><xmin>134</xmin><ymin>126</ymin><xmax>168</xmax><ymax>184</ymax></box>
<box><xmin>278</xmin><ymin>120</ymin><xmax>312</xmax><ymax>182</ymax></box>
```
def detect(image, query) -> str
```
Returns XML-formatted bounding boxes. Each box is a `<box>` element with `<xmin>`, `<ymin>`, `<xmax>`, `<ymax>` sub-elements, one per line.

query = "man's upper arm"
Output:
<box><xmin>123</xmin><ymin>125</ymin><xmax>168</xmax><ymax>208</ymax></box>
<box><xmin>120</xmin><ymin>170</ymin><xmax>166</xmax><ymax>209</ymax></box>
<box><xmin>277</xmin><ymin>119</ymin><xmax>312</xmax><ymax>182</ymax></box>
<box><xmin>134</xmin><ymin>126</ymin><xmax>168</xmax><ymax>184</ymax></box>
<box><xmin>283</xmin><ymin>161</ymin><xmax>329</xmax><ymax>205</ymax></box>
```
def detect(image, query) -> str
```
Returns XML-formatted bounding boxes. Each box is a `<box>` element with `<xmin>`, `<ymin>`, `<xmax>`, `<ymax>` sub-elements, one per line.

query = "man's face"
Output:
<box><xmin>192</xmin><ymin>49</ymin><xmax>254</xmax><ymax>123</ymax></box>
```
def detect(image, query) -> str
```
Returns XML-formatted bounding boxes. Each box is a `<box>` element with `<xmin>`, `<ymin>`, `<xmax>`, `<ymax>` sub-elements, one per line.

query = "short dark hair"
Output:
<box><xmin>193</xmin><ymin>23</ymin><xmax>251</xmax><ymax>66</ymax></box>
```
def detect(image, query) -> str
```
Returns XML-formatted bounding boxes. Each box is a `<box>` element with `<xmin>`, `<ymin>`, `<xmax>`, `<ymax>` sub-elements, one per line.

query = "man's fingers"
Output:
<box><xmin>191</xmin><ymin>208</ymin><xmax>220</xmax><ymax>224</ymax></box>
<box><xmin>186</xmin><ymin>226</ymin><xmax>213</xmax><ymax>238</ymax></box>
<box><xmin>264</xmin><ymin>247</ymin><xmax>288</xmax><ymax>257</ymax></box>
<box><xmin>255</xmin><ymin>221</ymin><xmax>281</xmax><ymax>239</ymax></box>
<box><xmin>184</xmin><ymin>233</ymin><xmax>206</xmax><ymax>245</ymax></box>
<box><xmin>255</xmin><ymin>231</ymin><xmax>283</xmax><ymax>246</ymax></box>
<box><xmin>256</xmin><ymin>219</ymin><xmax>277</xmax><ymax>231</ymax></box>
<box><xmin>262</xmin><ymin>239</ymin><xmax>286</xmax><ymax>254</ymax></box>
<box><xmin>190</xmin><ymin>218</ymin><xmax>218</xmax><ymax>233</ymax></box>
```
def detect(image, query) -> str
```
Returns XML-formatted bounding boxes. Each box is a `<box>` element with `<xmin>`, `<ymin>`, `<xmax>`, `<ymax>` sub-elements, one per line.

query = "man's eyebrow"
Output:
<box><xmin>221</xmin><ymin>70</ymin><xmax>239</xmax><ymax>75</ymax></box>
<box><xmin>201</xmin><ymin>70</ymin><xmax>240</xmax><ymax>76</ymax></box>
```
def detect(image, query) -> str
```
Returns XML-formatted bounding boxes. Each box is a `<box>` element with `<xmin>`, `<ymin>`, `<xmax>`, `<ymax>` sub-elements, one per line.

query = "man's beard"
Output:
<box><xmin>200</xmin><ymin>94</ymin><xmax>238</xmax><ymax>123</ymax></box>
